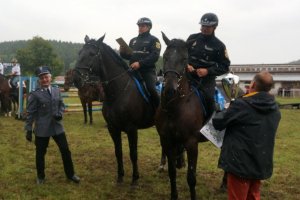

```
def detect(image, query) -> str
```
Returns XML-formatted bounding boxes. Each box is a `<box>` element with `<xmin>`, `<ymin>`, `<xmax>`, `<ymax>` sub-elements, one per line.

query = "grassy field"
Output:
<box><xmin>0</xmin><ymin>97</ymin><xmax>299</xmax><ymax>199</ymax></box>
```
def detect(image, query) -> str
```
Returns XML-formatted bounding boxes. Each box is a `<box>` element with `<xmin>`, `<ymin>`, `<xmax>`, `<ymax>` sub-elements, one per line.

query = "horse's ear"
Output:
<box><xmin>98</xmin><ymin>34</ymin><xmax>106</xmax><ymax>43</ymax></box>
<box><xmin>161</xmin><ymin>31</ymin><xmax>171</xmax><ymax>46</ymax></box>
<box><xmin>84</xmin><ymin>35</ymin><xmax>90</xmax><ymax>43</ymax></box>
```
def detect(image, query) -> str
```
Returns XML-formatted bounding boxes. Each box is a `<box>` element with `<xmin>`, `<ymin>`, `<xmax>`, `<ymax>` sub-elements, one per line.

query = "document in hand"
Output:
<box><xmin>200</xmin><ymin>112</ymin><xmax>225</xmax><ymax>148</ymax></box>
<box><xmin>116</xmin><ymin>37</ymin><xmax>133</xmax><ymax>55</ymax></box>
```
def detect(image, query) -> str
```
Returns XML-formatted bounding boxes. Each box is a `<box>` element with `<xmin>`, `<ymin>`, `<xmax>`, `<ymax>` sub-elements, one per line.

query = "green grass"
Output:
<box><xmin>276</xmin><ymin>97</ymin><xmax>300</xmax><ymax>104</ymax></box>
<box><xmin>0</xmin><ymin>102</ymin><xmax>300</xmax><ymax>199</ymax></box>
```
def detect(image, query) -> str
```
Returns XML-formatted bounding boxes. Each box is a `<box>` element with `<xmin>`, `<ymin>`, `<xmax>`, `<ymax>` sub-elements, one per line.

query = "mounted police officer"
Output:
<box><xmin>0</xmin><ymin>58</ymin><xmax>4</xmax><ymax>75</ymax></box>
<box><xmin>24</xmin><ymin>66</ymin><xmax>80</xmax><ymax>184</ymax></box>
<box><xmin>186</xmin><ymin>13</ymin><xmax>230</xmax><ymax>120</ymax></box>
<box><xmin>120</xmin><ymin>17</ymin><xmax>161</xmax><ymax>109</ymax></box>
<box><xmin>10</xmin><ymin>58</ymin><xmax>21</xmax><ymax>88</ymax></box>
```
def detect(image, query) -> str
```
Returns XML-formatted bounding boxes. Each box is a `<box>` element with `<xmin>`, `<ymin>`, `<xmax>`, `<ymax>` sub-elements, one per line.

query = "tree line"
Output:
<box><xmin>0</xmin><ymin>37</ymin><xmax>163</xmax><ymax>77</ymax></box>
<box><xmin>0</xmin><ymin>37</ymin><xmax>83</xmax><ymax>77</ymax></box>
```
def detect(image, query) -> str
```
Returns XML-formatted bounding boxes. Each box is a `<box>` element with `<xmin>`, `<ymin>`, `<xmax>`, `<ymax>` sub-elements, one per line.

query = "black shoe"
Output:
<box><xmin>68</xmin><ymin>175</ymin><xmax>80</xmax><ymax>183</ymax></box>
<box><xmin>36</xmin><ymin>178</ymin><xmax>45</xmax><ymax>185</ymax></box>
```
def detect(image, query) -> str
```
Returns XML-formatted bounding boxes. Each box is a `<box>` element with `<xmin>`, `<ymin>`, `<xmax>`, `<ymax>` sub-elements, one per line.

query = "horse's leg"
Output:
<box><xmin>110</xmin><ymin>129</ymin><xmax>124</xmax><ymax>183</ymax></box>
<box><xmin>80</xmin><ymin>99</ymin><xmax>87</xmax><ymax>124</ymax></box>
<box><xmin>158</xmin><ymin>150</ymin><xmax>167</xmax><ymax>172</ymax></box>
<box><xmin>166</xmin><ymin>146</ymin><xmax>178</xmax><ymax>200</ymax></box>
<box><xmin>127</xmin><ymin>130</ymin><xmax>139</xmax><ymax>186</ymax></box>
<box><xmin>88</xmin><ymin>101</ymin><xmax>93</xmax><ymax>124</ymax></box>
<box><xmin>185</xmin><ymin>139</ymin><xmax>198</xmax><ymax>200</ymax></box>
<box><xmin>176</xmin><ymin>150</ymin><xmax>186</xmax><ymax>169</ymax></box>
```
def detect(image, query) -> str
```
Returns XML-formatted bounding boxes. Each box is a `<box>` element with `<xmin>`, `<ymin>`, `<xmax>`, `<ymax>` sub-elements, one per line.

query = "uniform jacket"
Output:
<box><xmin>12</xmin><ymin>64</ymin><xmax>21</xmax><ymax>75</ymax></box>
<box><xmin>213</xmin><ymin>92</ymin><xmax>281</xmax><ymax>180</ymax></box>
<box><xmin>120</xmin><ymin>31</ymin><xmax>161</xmax><ymax>72</ymax></box>
<box><xmin>25</xmin><ymin>86</ymin><xmax>65</xmax><ymax>137</ymax></box>
<box><xmin>187</xmin><ymin>33</ymin><xmax>230</xmax><ymax>87</ymax></box>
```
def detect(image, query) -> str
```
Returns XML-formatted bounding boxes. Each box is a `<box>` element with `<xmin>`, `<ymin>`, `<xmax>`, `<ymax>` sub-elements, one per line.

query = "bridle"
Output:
<box><xmin>78</xmin><ymin>42</ymin><xmax>131</xmax><ymax>86</ymax></box>
<box><xmin>162</xmin><ymin>68</ymin><xmax>197</xmax><ymax>111</ymax></box>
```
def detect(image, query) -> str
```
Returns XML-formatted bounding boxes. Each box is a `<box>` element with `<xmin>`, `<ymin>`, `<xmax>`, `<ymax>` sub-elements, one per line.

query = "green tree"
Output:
<box><xmin>16</xmin><ymin>36</ymin><xmax>64</xmax><ymax>76</ymax></box>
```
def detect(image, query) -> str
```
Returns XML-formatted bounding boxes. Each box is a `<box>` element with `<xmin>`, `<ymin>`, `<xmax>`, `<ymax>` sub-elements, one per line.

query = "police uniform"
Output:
<box><xmin>120</xmin><ymin>31</ymin><xmax>161</xmax><ymax>107</ymax></box>
<box><xmin>11</xmin><ymin>63</ymin><xmax>21</xmax><ymax>88</ymax></box>
<box><xmin>0</xmin><ymin>62</ymin><xmax>4</xmax><ymax>75</ymax></box>
<box><xmin>25</xmin><ymin>66</ymin><xmax>79</xmax><ymax>183</ymax></box>
<box><xmin>187</xmin><ymin>32</ymin><xmax>230</xmax><ymax>119</ymax></box>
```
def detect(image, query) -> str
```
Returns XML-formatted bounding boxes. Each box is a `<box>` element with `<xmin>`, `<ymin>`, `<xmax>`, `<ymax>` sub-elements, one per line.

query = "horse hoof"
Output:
<box><xmin>116</xmin><ymin>177</ymin><xmax>123</xmax><ymax>184</ymax></box>
<box><xmin>131</xmin><ymin>180</ymin><xmax>139</xmax><ymax>187</ymax></box>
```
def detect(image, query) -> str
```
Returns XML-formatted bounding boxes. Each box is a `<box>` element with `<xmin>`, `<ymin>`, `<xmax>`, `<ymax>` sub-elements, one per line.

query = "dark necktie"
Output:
<box><xmin>47</xmin><ymin>88</ymin><xmax>51</xmax><ymax>96</ymax></box>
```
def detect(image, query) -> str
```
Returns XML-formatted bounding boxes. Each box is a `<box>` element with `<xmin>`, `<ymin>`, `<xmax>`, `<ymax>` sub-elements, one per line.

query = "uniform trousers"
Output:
<box><xmin>35</xmin><ymin>133</ymin><xmax>75</xmax><ymax>179</ymax></box>
<box><xmin>227</xmin><ymin>172</ymin><xmax>261</xmax><ymax>200</ymax></box>
<box><xmin>140</xmin><ymin>69</ymin><xmax>160</xmax><ymax>108</ymax></box>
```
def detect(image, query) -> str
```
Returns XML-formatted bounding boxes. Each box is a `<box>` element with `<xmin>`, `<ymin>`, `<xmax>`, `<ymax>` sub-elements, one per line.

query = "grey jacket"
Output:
<box><xmin>25</xmin><ymin>86</ymin><xmax>65</xmax><ymax>137</ymax></box>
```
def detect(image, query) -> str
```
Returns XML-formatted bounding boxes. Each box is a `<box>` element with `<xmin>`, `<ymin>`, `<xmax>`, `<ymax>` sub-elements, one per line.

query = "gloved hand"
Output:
<box><xmin>26</xmin><ymin>131</ymin><xmax>32</xmax><ymax>142</ymax></box>
<box><xmin>54</xmin><ymin>114</ymin><xmax>62</xmax><ymax>121</ymax></box>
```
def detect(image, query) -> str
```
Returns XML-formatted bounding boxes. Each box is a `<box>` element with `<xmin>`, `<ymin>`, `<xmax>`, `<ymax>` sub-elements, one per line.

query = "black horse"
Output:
<box><xmin>155</xmin><ymin>32</ymin><xmax>208</xmax><ymax>200</ymax></box>
<box><xmin>64</xmin><ymin>68</ymin><xmax>105</xmax><ymax>124</ymax></box>
<box><xmin>75</xmin><ymin>35</ymin><xmax>156</xmax><ymax>185</ymax></box>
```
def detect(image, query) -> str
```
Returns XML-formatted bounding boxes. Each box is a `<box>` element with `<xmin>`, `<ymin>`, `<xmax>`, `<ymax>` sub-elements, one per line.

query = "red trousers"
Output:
<box><xmin>227</xmin><ymin>173</ymin><xmax>261</xmax><ymax>200</ymax></box>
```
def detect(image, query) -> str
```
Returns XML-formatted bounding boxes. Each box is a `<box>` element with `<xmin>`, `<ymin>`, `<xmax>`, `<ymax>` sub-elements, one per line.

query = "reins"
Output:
<box><xmin>84</xmin><ymin>42</ymin><xmax>131</xmax><ymax>86</ymax></box>
<box><xmin>161</xmin><ymin>71</ymin><xmax>194</xmax><ymax>112</ymax></box>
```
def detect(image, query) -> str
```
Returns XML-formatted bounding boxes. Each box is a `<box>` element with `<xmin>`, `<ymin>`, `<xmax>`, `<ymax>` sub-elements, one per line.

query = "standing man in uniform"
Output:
<box><xmin>25</xmin><ymin>66</ymin><xmax>80</xmax><ymax>184</ymax></box>
<box><xmin>119</xmin><ymin>17</ymin><xmax>161</xmax><ymax>109</ymax></box>
<box><xmin>213</xmin><ymin>71</ymin><xmax>281</xmax><ymax>200</ymax></box>
<box><xmin>186</xmin><ymin>13</ymin><xmax>230</xmax><ymax>120</ymax></box>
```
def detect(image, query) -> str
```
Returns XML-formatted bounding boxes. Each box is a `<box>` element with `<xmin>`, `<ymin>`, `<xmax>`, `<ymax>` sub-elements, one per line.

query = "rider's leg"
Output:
<box><xmin>140</xmin><ymin>70</ymin><xmax>160</xmax><ymax>108</ymax></box>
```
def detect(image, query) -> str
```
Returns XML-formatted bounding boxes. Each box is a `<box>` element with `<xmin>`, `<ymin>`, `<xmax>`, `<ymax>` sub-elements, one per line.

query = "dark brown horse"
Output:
<box><xmin>0</xmin><ymin>74</ymin><xmax>13</xmax><ymax>116</ymax></box>
<box><xmin>64</xmin><ymin>68</ymin><xmax>105</xmax><ymax>124</ymax></box>
<box><xmin>75</xmin><ymin>35</ymin><xmax>156</xmax><ymax>185</ymax></box>
<box><xmin>155</xmin><ymin>33</ymin><xmax>207</xmax><ymax>200</ymax></box>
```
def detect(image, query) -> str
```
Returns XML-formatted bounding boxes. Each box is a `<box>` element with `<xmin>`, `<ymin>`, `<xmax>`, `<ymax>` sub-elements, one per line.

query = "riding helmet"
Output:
<box><xmin>199</xmin><ymin>13</ymin><xmax>218</xmax><ymax>27</ymax></box>
<box><xmin>137</xmin><ymin>17</ymin><xmax>152</xmax><ymax>28</ymax></box>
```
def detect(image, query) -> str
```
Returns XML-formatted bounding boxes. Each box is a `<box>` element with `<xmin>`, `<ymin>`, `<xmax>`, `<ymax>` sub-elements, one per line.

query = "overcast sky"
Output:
<box><xmin>1</xmin><ymin>0</ymin><xmax>299</xmax><ymax>64</ymax></box>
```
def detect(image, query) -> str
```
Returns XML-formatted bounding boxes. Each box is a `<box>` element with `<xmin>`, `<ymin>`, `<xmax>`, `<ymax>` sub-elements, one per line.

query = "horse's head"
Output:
<box><xmin>64</xmin><ymin>69</ymin><xmax>74</xmax><ymax>91</ymax></box>
<box><xmin>161</xmin><ymin>32</ymin><xmax>188</xmax><ymax>100</ymax></box>
<box><xmin>75</xmin><ymin>35</ymin><xmax>106</xmax><ymax>79</ymax></box>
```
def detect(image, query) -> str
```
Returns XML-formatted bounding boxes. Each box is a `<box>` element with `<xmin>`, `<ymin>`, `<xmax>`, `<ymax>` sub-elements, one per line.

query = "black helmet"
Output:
<box><xmin>137</xmin><ymin>17</ymin><xmax>152</xmax><ymax>28</ymax></box>
<box><xmin>199</xmin><ymin>13</ymin><xmax>218</xmax><ymax>27</ymax></box>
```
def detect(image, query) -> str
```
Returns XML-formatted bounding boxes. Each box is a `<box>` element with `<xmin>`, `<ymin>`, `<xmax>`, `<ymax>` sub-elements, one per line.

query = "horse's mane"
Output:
<box><xmin>86</xmin><ymin>39</ymin><xmax>129</xmax><ymax>71</ymax></box>
<box><xmin>100</xmin><ymin>42</ymin><xmax>130</xmax><ymax>71</ymax></box>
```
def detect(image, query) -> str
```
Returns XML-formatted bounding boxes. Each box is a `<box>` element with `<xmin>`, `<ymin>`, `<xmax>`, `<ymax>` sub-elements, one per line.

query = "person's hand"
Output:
<box><xmin>26</xmin><ymin>131</ymin><xmax>32</xmax><ymax>142</ymax></box>
<box><xmin>195</xmin><ymin>68</ymin><xmax>208</xmax><ymax>77</ymax></box>
<box><xmin>130</xmin><ymin>62</ymin><xmax>140</xmax><ymax>70</ymax></box>
<box><xmin>186</xmin><ymin>64</ymin><xmax>195</xmax><ymax>72</ymax></box>
<box><xmin>54</xmin><ymin>114</ymin><xmax>62</xmax><ymax>121</ymax></box>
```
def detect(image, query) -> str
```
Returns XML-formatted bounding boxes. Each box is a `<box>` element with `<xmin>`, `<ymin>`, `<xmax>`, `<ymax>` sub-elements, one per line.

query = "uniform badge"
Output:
<box><xmin>192</xmin><ymin>41</ymin><xmax>197</xmax><ymax>46</ymax></box>
<box><xmin>156</xmin><ymin>42</ymin><xmax>161</xmax><ymax>49</ymax></box>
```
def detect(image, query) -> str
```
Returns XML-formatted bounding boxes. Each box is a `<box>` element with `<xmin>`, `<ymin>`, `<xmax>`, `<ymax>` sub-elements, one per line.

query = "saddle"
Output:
<box><xmin>190</xmin><ymin>80</ymin><xmax>226</xmax><ymax>121</ymax></box>
<box><xmin>129</xmin><ymin>70</ymin><xmax>150</xmax><ymax>103</ymax></box>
